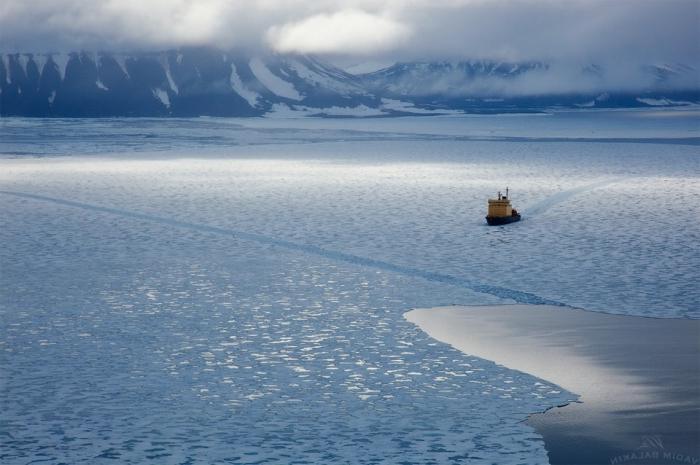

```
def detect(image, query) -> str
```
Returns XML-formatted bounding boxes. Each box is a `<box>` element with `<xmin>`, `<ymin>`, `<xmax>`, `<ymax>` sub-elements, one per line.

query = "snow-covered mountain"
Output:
<box><xmin>360</xmin><ymin>60</ymin><xmax>548</xmax><ymax>96</ymax></box>
<box><xmin>0</xmin><ymin>49</ymin><xmax>381</xmax><ymax>117</ymax></box>
<box><xmin>1</xmin><ymin>49</ymin><xmax>697</xmax><ymax>117</ymax></box>
<box><xmin>358</xmin><ymin>60</ymin><xmax>700</xmax><ymax>113</ymax></box>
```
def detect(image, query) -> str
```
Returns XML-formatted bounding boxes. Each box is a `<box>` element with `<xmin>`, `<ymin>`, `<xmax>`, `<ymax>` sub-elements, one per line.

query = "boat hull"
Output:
<box><xmin>486</xmin><ymin>214</ymin><xmax>521</xmax><ymax>226</ymax></box>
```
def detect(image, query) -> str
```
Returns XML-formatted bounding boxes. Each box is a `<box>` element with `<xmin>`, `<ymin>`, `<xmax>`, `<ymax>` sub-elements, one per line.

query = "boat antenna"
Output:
<box><xmin>506</xmin><ymin>187</ymin><xmax>509</xmax><ymax>198</ymax></box>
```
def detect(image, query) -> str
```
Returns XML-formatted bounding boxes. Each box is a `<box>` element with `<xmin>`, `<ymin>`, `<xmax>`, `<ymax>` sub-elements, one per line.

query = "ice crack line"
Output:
<box><xmin>1</xmin><ymin>190</ymin><xmax>566</xmax><ymax>307</ymax></box>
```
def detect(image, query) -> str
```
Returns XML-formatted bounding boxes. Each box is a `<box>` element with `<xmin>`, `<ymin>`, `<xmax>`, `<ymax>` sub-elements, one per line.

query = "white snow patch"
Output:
<box><xmin>575</xmin><ymin>93</ymin><xmax>610</xmax><ymax>108</ymax></box>
<box><xmin>636</xmin><ymin>97</ymin><xmax>692</xmax><ymax>107</ymax></box>
<box><xmin>50</xmin><ymin>54</ymin><xmax>70</xmax><ymax>81</ymax></box>
<box><xmin>265</xmin><ymin>103</ymin><xmax>385</xmax><ymax>118</ymax></box>
<box><xmin>86</xmin><ymin>52</ymin><xmax>98</xmax><ymax>67</ymax></box>
<box><xmin>653</xmin><ymin>63</ymin><xmax>684</xmax><ymax>74</ymax></box>
<box><xmin>230</xmin><ymin>63</ymin><xmax>260</xmax><ymax>108</ymax></box>
<box><xmin>250</xmin><ymin>58</ymin><xmax>303</xmax><ymax>101</ymax></box>
<box><xmin>96</xmin><ymin>80</ymin><xmax>109</xmax><ymax>91</ymax></box>
<box><xmin>309</xmin><ymin>105</ymin><xmax>384</xmax><ymax>117</ymax></box>
<box><xmin>2</xmin><ymin>55</ymin><xmax>11</xmax><ymax>83</ymax></box>
<box><xmin>264</xmin><ymin>103</ymin><xmax>302</xmax><ymax>118</ymax></box>
<box><xmin>487</xmin><ymin>62</ymin><xmax>503</xmax><ymax>76</ymax></box>
<box><xmin>48</xmin><ymin>91</ymin><xmax>56</xmax><ymax>104</ymax></box>
<box><xmin>33</xmin><ymin>54</ymin><xmax>49</xmax><ymax>75</ymax></box>
<box><xmin>575</xmin><ymin>100</ymin><xmax>596</xmax><ymax>108</ymax></box>
<box><xmin>287</xmin><ymin>59</ymin><xmax>361</xmax><ymax>96</ymax></box>
<box><xmin>159</xmin><ymin>55</ymin><xmax>178</xmax><ymax>94</ymax></box>
<box><xmin>113</xmin><ymin>55</ymin><xmax>130</xmax><ymax>79</ymax></box>
<box><xmin>380</xmin><ymin>98</ymin><xmax>462</xmax><ymax>115</ymax></box>
<box><xmin>17</xmin><ymin>54</ymin><xmax>30</xmax><ymax>76</ymax></box>
<box><xmin>153</xmin><ymin>88</ymin><xmax>170</xmax><ymax>108</ymax></box>
<box><xmin>342</xmin><ymin>60</ymin><xmax>395</xmax><ymax>75</ymax></box>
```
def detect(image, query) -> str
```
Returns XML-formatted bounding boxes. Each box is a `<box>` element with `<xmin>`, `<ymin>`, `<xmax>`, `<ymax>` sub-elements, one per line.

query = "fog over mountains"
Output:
<box><xmin>2</xmin><ymin>1</ymin><xmax>697</xmax><ymax>117</ymax></box>
<box><xmin>1</xmin><ymin>48</ymin><xmax>698</xmax><ymax>117</ymax></box>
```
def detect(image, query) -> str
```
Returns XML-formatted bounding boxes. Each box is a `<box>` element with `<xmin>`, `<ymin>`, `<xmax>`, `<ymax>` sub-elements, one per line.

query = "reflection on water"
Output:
<box><xmin>1</xmin><ymin>197</ymin><xmax>565</xmax><ymax>463</ymax></box>
<box><xmin>1</xmin><ymin>115</ymin><xmax>698</xmax><ymax>463</ymax></box>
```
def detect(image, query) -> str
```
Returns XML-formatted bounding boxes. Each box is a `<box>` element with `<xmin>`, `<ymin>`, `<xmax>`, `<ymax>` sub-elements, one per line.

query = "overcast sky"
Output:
<box><xmin>1</xmin><ymin>0</ymin><xmax>698</xmax><ymax>68</ymax></box>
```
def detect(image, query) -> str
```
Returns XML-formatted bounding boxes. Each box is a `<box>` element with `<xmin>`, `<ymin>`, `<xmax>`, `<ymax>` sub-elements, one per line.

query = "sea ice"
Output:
<box><xmin>1</xmin><ymin>112</ymin><xmax>697</xmax><ymax>464</ymax></box>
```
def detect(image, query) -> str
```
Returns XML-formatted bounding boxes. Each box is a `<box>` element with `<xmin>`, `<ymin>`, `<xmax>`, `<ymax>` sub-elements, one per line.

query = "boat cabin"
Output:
<box><xmin>487</xmin><ymin>190</ymin><xmax>513</xmax><ymax>218</ymax></box>
<box><xmin>485</xmin><ymin>187</ymin><xmax>521</xmax><ymax>225</ymax></box>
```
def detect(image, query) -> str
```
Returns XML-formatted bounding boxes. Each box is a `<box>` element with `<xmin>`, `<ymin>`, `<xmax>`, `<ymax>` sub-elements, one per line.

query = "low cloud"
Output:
<box><xmin>267</xmin><ymin>9</ymin><xmax>410</xmax><ymax>55</ymax></box>
<box><xmin>395</xmin><ymin>62</ymin><xmax>698</xmax><ymax>97</ymax></box>
<box><xmin>1</xmin><ymin>0</ymin><xmax>698</xmax><ymax>79</ymax></box>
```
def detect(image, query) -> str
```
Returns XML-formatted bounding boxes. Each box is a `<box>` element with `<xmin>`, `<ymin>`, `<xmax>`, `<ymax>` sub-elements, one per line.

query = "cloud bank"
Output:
<box><xmin>1</xmin><ymin>0</ymin><xmax>698</xmax><ymax>68</ymax></box>
<box><xmin>267</xmin><ymin>9</ymin><xmax>410</xmax><ymax>55</ymax></box>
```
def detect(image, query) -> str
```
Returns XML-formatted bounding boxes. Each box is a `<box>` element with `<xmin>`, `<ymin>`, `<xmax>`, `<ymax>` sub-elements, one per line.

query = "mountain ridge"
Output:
<box><xmin>1</xmin><ymin>48</ymin><xmax>698</xmax><ymax>117</ymax></box>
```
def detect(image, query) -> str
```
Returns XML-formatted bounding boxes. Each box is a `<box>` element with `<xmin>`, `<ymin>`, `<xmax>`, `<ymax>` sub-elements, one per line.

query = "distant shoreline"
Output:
<box><xmin>1</xmin><ymin>105</ymin><xmax>699</xmax><ymax>119</ymax></box>
<box><xmin>406</xmin><ymin>305</ymin><xmax>700</xmax><ymax>465</ymax></box>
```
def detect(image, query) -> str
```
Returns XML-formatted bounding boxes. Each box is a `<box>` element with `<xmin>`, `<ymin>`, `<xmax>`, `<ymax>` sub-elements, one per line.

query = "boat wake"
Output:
<box><xmin>524</xmin><ymin>178</ymin><xmax>621</xmax><ymax>217</ymax></box>
<box><xmin>1</xmin><ymin>190</ymin><xmax>566</xmax><ymax>307</ymax></box>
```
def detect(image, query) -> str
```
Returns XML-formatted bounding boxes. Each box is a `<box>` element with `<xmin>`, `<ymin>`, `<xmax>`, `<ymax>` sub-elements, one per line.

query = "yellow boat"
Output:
<box><xmin>486</xmin><ymin>188</ymin><xmax>521</xmax><ymax>225</ymax></box>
